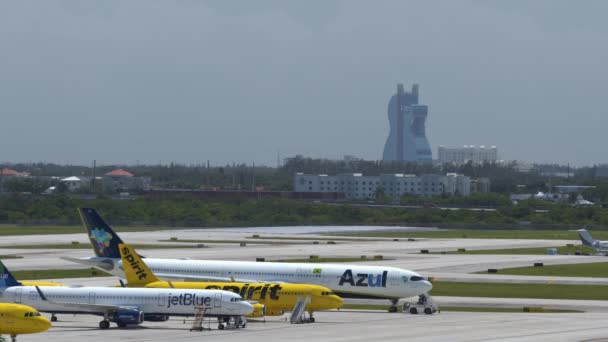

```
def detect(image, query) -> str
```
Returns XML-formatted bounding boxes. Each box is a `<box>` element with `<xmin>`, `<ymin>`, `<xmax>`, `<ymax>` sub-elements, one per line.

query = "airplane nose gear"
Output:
<box><xmin>388</xmin><ymin>299</ymin><xmax>399</xmax><ymax>313</ymax></box>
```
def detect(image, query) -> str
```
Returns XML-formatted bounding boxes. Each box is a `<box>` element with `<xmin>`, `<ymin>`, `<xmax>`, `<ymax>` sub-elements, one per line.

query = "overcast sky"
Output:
<box><xmin>1</xmin><ymin>1</ymin><xmax>606</xmax><ymax>166</ymax></box>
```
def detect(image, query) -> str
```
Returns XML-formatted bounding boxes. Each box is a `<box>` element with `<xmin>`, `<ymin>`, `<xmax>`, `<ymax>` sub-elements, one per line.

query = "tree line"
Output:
<box><xmin>1</xmin><ymin>193</ymin><xmax>607</xmax><ymax>228</ymax></box>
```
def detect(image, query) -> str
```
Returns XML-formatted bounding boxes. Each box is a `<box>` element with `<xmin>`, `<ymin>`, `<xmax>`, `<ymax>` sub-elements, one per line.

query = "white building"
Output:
<box><xmin>60</xmin><ymin>176</ymin><xmax>88</xmax><ymax>192</ymax></box>
<box><xmin>294</xmin><ymin>173</ymin><xmax>471</xmax><ymax>200</ymax></box>
<box><xmin>438</xmin><ymin>145</ymin><xmax>498</xmax><ymax>164</ymax></box>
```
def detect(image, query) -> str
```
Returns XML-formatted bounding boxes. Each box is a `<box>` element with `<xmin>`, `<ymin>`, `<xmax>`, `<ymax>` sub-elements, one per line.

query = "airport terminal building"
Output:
<box><xmin>294</xmin><ymin>173</ymin><xmax>471</xmax><ymax>200</ymax></box>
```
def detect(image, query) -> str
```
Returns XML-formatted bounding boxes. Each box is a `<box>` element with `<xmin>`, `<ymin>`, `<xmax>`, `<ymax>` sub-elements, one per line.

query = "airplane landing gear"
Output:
<box><xmin>308</xmin><ymin>312</ymin><xmax>315</xmax><ymax>323</ymax></box>
<box><xmin>99</xmin><ymin>320</ymin><xmax>110</xmax><ymax>329</ymax></box>
<box><xmin>388</xmin><ymin>299</ymin><xmax>399</xmax><ymax>313</ymax></box>
<box><xmin>50</xmin><ymin>314</ymin><xmax>58</xmax><ymax>322</ymax></box>
<box><xmin>10</xmin><ymin>334</ymin><xmax>17</xmax><ymax>342</ymax></box>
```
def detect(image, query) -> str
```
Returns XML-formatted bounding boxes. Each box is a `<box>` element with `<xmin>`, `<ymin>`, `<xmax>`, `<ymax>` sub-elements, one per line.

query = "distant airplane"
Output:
<box><xmin>577</xmin><ymin>229</ymin><xmax>608</xmax><ymax>252</ymax></box>
<box><xmin>0</xmin><ymin>303</ymin><xmax>50</xmax><ymax>342</ymax></box>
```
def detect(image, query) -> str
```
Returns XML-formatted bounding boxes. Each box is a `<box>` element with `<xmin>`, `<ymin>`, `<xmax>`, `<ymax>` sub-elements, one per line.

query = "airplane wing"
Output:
<box><xmin>35</xmin><ymin>287</ymin><xmax>138</xmax><ymax>314</ymax></box>
<box><xmin>155</xmin><ymin>273</ymin><xmax>263</xmax><ymax>283</ymax></box>
<box><xmin>60</xmin><ymin>257</ymin><xmax>114</xmax><ymax>271</ymax></box>
<box><xmin>156</xmin><ymin>273</ymin><xmax>290</xmax><ymax>284</ymax></box>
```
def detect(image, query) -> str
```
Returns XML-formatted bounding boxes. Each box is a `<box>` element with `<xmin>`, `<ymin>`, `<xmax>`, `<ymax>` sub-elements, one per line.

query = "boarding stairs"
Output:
<box><xmin>190</xmin><ymin>306</ymin><xmax>208</xmax><ymax>331</ymax></box>
<box><xmin>290</xmin><ymin>295</ymin><xmax>311</xmax><ymax>324</ymax></box>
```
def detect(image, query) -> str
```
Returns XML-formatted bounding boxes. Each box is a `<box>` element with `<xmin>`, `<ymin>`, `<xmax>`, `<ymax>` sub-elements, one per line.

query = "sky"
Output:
<box><xmin>1</xmin><ymin>0</ymin><xmax>606</xmax><ymax>166</ymax></box>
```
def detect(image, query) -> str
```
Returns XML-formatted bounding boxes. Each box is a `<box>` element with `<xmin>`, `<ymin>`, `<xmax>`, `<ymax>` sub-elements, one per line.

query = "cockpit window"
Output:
<box><xmin>410</xmin><ymin>276</ymin><xmax>424</xmax><ymax>281</ymax></box>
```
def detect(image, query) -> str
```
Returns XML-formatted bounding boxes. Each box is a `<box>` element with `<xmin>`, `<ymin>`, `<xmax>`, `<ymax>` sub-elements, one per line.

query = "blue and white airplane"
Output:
<box><xmin>0</xmin><ymin>261</ymin><xmax>252</xmax><ymax>330</ymax></box>
<box><xmin>65</xmin><ymin>208</ymin><xmax>433</xmax><ymax>312</ymax></box>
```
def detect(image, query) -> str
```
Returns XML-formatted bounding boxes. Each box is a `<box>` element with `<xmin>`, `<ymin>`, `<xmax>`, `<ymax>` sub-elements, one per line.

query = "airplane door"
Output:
<box><xmin>158</xmin><ymin>294</ymin><xmax>166</xmax><ymax>307</ymax></box>
<box><xmin>214</xmin><ymin>293</ymin><xmax>222</xmax><ymax>308</ymax></box>
<box><xmin>13</xmin><ymin>288</ymin><xmax>22</xmax><ymax>303</ymax></box>
<box><xmin>88</xmin><ymin>292</ymin><xmax>96</xmax><ymax>304</ymax></box>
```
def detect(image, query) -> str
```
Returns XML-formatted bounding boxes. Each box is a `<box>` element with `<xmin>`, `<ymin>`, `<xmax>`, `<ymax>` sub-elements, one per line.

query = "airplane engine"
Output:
<box><xmin>111</xmin><ymin>309</ymin><xmax>144</xmax><ymax>326</ymax></box>
<box><xmin>246</xmin><ymin>303</ymin><xmax>266</xmax><ymax>318</ymax></box>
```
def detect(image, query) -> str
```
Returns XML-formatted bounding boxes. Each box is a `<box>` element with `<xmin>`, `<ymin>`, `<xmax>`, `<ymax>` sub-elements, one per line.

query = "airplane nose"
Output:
<box><xmin>241</xmin><ymin>301</ymin><xmax>254</xmax><ymax>315</ymax></box>
<box><xmin>332</xmin><ymin>295</ymin><xmax>344</xmax><ymax>309</ymax></box>
<box><xmin>421</xmin><ymin>280</ymin><xmax>433</xmax><ymax>293</ymax></box>
<box><xmin>36</xmin><ymin>317</ymin><xmax>51</xmax><ymax>332</ymax></box>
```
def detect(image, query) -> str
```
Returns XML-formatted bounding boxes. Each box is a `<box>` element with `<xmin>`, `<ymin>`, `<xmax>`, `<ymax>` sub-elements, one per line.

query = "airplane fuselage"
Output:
<box><xmin>82</xmin><ymin>257</ymin><xmax>432</xmax><ymax>299</ymax></box>
<box><xmin>0</xmin><ymin>286</ymin><xmax>252</xmax><ymax>317</ymax></box>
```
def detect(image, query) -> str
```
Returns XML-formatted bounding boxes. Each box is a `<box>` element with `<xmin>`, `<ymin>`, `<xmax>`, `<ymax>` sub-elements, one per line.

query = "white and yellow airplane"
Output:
<box><xmin>0</xmin><ymin>303</ymin><xmax>50</xmax><ymax>342</ymax></box>
<box><xmin>119</xmin><ymin>244</ymin><xmax>343</xmax><ymax>321</ymax></box>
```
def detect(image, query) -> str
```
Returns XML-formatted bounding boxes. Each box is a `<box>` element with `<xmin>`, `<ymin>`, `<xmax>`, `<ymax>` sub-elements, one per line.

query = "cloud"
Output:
<box><xmin>60</xmin><ymin>0</ymin><xmax>121</xmax><ymax>19</ymax></box>
<box><xmin>202</xmin><ymin>0</ymin><xmax>340</xmax><ymax>29</ymax></box>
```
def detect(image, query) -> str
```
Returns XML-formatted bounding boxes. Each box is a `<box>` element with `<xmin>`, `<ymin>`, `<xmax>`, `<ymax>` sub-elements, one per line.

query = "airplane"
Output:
<box><xmin>577</xmin><ymin>228</ymin><xmax>608</xmax><ymax>252</ymax></box>
<box><xmin>118</xmin><ymin>243</ymin><xmax>343</xmax><ymax>321</ymax></box>
<box><xmin>0</xmin><ymin>261</ymin><xmax>253</xmax><ymax>330</ymax></box>
<box><xmin>65</xmin><ymin>208</ymin><xmax>433</xmax><ymax>312</ymax></box>
<box><xmin>0</xmin><ymin>303</ymin><xmax>50</xmax><ymax>342</ymax></box>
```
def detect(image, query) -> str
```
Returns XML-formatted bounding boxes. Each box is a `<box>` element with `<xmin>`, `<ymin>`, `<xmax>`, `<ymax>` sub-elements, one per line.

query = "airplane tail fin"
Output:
<box><xmin>577</xmin><ymin>229</ymin><xmax>596</xmax><ymax>247</ymax></box>
<box><xmin>0</xmin><ymin>261</ymin><xmax>22</xmax><ymax>288</ymax></box>
<box><xmin>79</xmin><ymin>208</ymin><xmax>124</xmax><ymax>258</ymax></box>
<box><xmin>118</xmin><ymin>244</ymin><xmax>160</xmax><ymax>286</ymax></box>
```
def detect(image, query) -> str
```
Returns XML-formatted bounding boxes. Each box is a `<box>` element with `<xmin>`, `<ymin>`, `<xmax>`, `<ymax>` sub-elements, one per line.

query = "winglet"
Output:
<box><xmin>0</xmin><ymin>261</ymin><xmax>22</xmax><ymax>288</ymax></box>
<box><xmin>118</xmin><ymin>244</ymin><xmax>160</xmax><ymax>286</ymax></box>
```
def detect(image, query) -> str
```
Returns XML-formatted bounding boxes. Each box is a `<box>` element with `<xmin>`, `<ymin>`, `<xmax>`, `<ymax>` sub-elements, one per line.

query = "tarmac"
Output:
<box><xmin>15</xmin><ymin>310</ymin><xmax>608</xmax><ymax>342</ymax></box>
<box><xmin>3</xmin><ymin>225</ymin><xmax>608</xmax><ymax>341</ymax></box>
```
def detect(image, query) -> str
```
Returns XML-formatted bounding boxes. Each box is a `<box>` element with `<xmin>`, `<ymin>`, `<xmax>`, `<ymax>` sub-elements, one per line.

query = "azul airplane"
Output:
<box><xmin>0</xmin><ymin>261</ymin><xmax>252</xmax><ymax>330</ymax></box>
<box><xmin>0</xmin><ymin>303</ymin><xmax>50</xmax><ymax>342</ymax></box>
<box><xmin>119</xmin><ymin>243</ymin><xmax>343</xmax><ymax>320</ymax></box>
<box><xmin>66</xmin><ymin>208</ymin><xmax>433</xmax><ymax>312</ymax></box>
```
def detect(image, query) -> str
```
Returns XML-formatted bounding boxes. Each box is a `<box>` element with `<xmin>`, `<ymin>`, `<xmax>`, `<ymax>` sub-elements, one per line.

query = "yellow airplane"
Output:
<box><xmin>118</xmin><ymin>244</ymin><xmax>343</xmax><ymax>320</ymax></box>
<box><xmin>0</xmin><ymin>303</ymin><xmax>50</xmax><ymax>342</ymax></box>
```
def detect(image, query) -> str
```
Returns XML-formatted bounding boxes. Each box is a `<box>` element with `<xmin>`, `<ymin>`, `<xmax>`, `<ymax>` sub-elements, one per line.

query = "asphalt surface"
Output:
<box><xmin>3</xmin><ymin>225</ymin><xmax>608</xmax><ymax>341</ymax></box>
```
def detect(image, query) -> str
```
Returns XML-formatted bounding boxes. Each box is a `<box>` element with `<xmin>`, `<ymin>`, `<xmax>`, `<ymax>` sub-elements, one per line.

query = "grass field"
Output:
<box><xmin>431</xmin><ymin>245</ymin><xmax>596</xmax><ymax>255</ymax></box>
<box><xmin>249</xmin><ymin>236</ymin><xmax>382</xmax><ymax>242</ymax></box>
<box><xmin>334</xmin><ymin>229</ymin><xmax>602</xmax><ymax>240</ymax></box>
<box><xmin>12</xmin><ymin>268</ymin><xmax>112</xmax><ymax>280</ymax></box>
<box><xmin>159</xmin><ymin>239</ymin><xmax>287</xmax><ymax>245</ymax></box>
<box><xmin>484</xmin><ymin>262</ymin><xmax>608</xmax><ymax>278</ymax></box>
<box><xmin>430</xmin><ymin>281</ymin><xmax>608</xmax><ymax>300</ymax></box>
<box><xmin>0</xmin><ymin>243</ymin><xmax>203</xmax><ymax>249</ymax></box>
<box><xmin>0</xmin><ymin>225</ymin><xmax>213</xmax><ymax>237</ymax></box>
<box><xmin>272</xmin><ymin>257</ymin><xmax>390</xmax><ymax>263</ymax></box>
<box><xmin>341</xmin><ymin>304</ymin><xmax>581</xmax><ymax>313</ymax></box>
<box><xmin>0</xmin><ymin>254</ymin><xmax>22</xmax><ymax>259</ymax></box>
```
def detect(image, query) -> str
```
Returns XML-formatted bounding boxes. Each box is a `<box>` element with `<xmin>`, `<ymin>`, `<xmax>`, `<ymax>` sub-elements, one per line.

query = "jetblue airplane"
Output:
<box><xmin>0</xmin><ymin>261</ymin><xmax>252</xmax><ymax>329</ymax></box>
<box><xmin>65</xmin><ymin>208</ymin><xmax>432</xmax><ymax>312</ymax></box>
